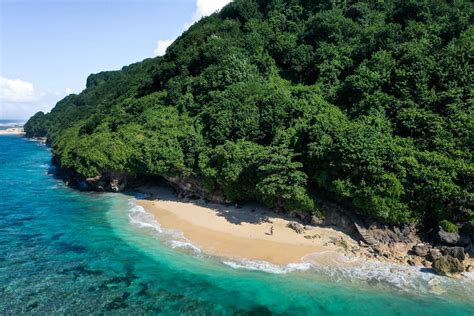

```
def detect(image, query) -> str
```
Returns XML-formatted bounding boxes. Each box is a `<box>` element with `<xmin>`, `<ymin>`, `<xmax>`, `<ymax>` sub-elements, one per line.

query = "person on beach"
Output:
<box><xmin>270</xmin><ymin>225</ymin><xmax>274</xmax><ymax>236</ymax></box>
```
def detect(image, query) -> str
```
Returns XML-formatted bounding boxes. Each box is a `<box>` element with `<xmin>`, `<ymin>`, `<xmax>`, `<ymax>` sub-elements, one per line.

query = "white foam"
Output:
<box><xmin>128</xmin><ymin>204</ymin><xmax>163</xmax><ymax>233</ymax></box>
<box><xmin>223</xmin><ymin>253</ymin><xmax>473</xmax><ymax>299</ymax></box>
<box><xmin>168</xmin><ymin>240</ymin><xmax>202</xmax><ymax>253</ymax></box>
<box><xmin>127</xmin><ymin>199</ymin><xmax>203</xmax><ymax>254</ymax></box>
<box><xmin>223</xmin><ymin>259</ymin><xmax>311</xmax><ymax>274</ymax></box>
<box><xmin>461</xmin><ymin>272</ymin><xmax>474</xmax><ymax>280</ymax></box>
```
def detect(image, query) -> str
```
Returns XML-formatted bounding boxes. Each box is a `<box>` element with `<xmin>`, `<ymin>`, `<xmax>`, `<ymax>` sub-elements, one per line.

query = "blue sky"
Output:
<box><xmin>0</xmin><ymin>0</ymin><xmax>231</xmax><ymax>120</ymax></box>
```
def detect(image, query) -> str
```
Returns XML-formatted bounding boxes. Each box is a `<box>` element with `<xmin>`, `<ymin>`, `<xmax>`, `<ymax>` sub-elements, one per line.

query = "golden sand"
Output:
<box><xmin>135</xmin><ymin>187</ymin><xmax>358</xmax><ymax>265</ymax></box>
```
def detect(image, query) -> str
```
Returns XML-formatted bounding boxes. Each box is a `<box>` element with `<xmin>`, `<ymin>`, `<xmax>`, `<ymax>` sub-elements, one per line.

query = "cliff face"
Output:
<box><xmin>26</xmin><ymin>0</ymin><xmax>473</xmax><ymax>232</ymax></box>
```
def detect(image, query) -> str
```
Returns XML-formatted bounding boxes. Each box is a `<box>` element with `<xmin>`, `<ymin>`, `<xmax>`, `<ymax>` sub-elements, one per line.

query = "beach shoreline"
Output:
<box><xmin>133</xmin><ymin>185</ymin><xmax>474</xmax><ymax>277</ymax></box>
<box><xmin>134</xmin><ymin>186</ymin><xmax>373</xmax><ymax>266</ymax></box>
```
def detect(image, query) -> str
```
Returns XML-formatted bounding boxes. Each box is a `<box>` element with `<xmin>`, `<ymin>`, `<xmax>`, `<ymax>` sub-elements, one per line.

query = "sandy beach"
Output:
<box><xmin>0</xmin><ymin>127</ymin><xmax>25</xmax><ymax>136</ymax></box>
<box><xmin>135</xmin><ymin>187</ymin><xmax>360</xmax><ymax>265</ymax></box>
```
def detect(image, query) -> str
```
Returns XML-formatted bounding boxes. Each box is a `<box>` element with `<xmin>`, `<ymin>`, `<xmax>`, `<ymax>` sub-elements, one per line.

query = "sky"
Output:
<box><xmin>0</xmin><ymin>0</ymin><xmax>231</xmax><ymax>120</ymax></box>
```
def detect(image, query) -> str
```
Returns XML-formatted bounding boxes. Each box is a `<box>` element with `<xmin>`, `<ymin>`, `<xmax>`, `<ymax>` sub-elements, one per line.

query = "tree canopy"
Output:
<box><xmin>25</xmin><ymin>0</ymin><xmax>474</xmax><ymax>229</ymax></box>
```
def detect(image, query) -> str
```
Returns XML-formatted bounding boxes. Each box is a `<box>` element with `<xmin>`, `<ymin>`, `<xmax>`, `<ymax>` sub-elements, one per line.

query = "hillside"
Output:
<box><xmin>25</xmin><ymin>0</ymin><xmax>473</xmax><ymax>231</ymax></box>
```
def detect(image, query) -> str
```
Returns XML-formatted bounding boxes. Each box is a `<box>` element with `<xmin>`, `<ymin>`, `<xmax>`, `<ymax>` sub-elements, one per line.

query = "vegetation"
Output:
<box><xmin>440</xmin><ymin>220</ymin><xmax>459</xmax><ymax>233</ymax></box>
<box><xmin>25</xmin><ymin>0</ymin><xmax>473</xmax><ymax>229</ymax></box>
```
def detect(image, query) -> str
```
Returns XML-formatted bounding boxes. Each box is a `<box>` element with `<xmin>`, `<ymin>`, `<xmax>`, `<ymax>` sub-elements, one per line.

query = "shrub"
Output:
<box><xmin>440</xmin><ymin>220</ymin><xmax>458</xmax><ymax>233</ymax></box>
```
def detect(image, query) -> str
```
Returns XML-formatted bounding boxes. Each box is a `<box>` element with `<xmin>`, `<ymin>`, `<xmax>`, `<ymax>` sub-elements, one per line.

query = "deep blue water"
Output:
<box><xmin>0</xmin><ymin>135</ymin><xmax>473</xmax><ymax>315</ymax></box>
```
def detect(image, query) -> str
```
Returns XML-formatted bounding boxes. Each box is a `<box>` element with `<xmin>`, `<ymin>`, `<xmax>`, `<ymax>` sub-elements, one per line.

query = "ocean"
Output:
<box><xmin>0</xmin><ymin>119</ymin><xmax>25</xmax><ymax>130</ymax></box>
<box><xmin>0</xmin><ymin>135</ymin><xmax>473</xmax><ymax>315</ymax></box>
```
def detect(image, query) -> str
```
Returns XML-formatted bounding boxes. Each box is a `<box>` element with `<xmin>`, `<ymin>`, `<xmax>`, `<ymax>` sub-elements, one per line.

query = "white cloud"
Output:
<box><xmin>153</xmin><ymin>0</ymin><xmax>232</xmax><ymax>57</ymax></box>
<box><xmin>192</xmin><ymin>0</ymin><xmax>232</xmax><ymax>22</ymax></box>
<box><xmin>0</xmin><ymin>76</ymin><xmax>74</xmax><ymax>119</ymax></box>
<box><xmin>153</xmin><ymin>39</ymin><xmax>174</xmax><ymax>57</ymax></box>
<box><xmin>0</xmin><ymin>76</ymin><xmax>36</xmax><ymax>102</ymax></box>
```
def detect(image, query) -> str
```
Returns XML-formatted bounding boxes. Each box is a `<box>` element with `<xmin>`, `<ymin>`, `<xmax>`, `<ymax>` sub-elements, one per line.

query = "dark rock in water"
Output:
<box><xmin>427</xmin><ymin>248</ymin><xmax>442</xmax><ymax>262</ymax></box>
<box><xmin>287</xmin><ymin>221</ymin><xmax>305</xmax><ymax>234</ymax></box>
<box><xmin>442</xmin><ymin>247</ymin><xmax>466</xmax><ymax>261</ymax></box>
<box><xmin>438</xmin><ymin>227</ymin><xmax>471</xmax><ymax>246</ymax></box>
<box><xmin>412</xmin><ymin>244</ymin><xmax>429</xmax><ymax>257</ymax></box>
<box><xmin>432</xmin><ymin>256</ymin><xmax>464</xmax><ymax>276</ymax></box>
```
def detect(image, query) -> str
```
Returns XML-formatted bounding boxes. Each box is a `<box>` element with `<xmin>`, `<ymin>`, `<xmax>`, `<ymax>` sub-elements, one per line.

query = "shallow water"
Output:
<box><xmin>1</xmin><ymin>135</ymin><xmax>473</xmax><ymax>315</ymax></box>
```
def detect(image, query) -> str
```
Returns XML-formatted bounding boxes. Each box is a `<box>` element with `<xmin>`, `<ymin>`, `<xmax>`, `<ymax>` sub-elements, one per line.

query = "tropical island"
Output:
<box><xmin>25</xmin><ymin>0</ymin><xmax>473</xmax><ymax>276</ymax></box>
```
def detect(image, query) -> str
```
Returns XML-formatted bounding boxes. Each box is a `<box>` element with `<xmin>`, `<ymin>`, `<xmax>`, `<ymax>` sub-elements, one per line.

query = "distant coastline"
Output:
<box><xmin>0</xmin><ymin>127</ymin><xmax>25</xmax><ymax>136</ymax></box>
<box><xmin>0</xmin><ymin>120</ymin><xmax>26</xmax><ymax>136</ymax></box>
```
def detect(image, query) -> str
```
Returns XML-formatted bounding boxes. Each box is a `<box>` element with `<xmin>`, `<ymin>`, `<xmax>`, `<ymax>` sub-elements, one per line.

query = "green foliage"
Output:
<box><xmin>25</xmin><ymin>0</ymin><xmax>474</xmax><ymax>228</ymax></box>
<box><xmin>440</xmin><ymin>220</ymin><xmax>459</xmax><ymax>233</ymax></box>
<box><xmin>24</xmin><ymin>112</ymin><xmax>48</xmax><ymax>137</ymax></box>
<box><xmin>256</xmin><ymin>146</ymin><xmax>316</xmax><ymax>214</ymax></box>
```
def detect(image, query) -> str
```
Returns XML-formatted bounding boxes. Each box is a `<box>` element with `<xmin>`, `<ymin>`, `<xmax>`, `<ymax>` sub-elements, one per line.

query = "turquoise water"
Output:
<box><xmin>1</xmin><ymin>135</ymin><xmax>473</xmax><ymax>315</ymax></box>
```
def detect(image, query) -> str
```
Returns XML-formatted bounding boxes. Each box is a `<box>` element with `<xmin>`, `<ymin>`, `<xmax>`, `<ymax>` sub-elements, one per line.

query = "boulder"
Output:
<box><xmin>438</xmin><ymin>228</ymin><xmax>460</xmax><ymax>245</ymax></box>
<box><xmin>427</xmin><ymin>248</ymin><xmax>442</xmax><ymax>262</ymax></box>
<box><xmin>287</xmin><ymin>221</ymin><xmax>305</xmax><ymax>234</ymax></box>
<box><xmin>432</xmin><ymin>256</ymin><xmax>464</xmax><ymax>276</ymax></box>
<box><xmin>466</xmin><ymin>265</ymin><xmax>474</xmax><ymax>272</ymax></box>
<box><xmin>442</xmin><ymin>247</ymin><xmax>466</xmax><ymax>261</ymax></box>
<box><xmin>438</xmin><ymin>227</ymin><xmax>471</xmax><ymax>246</ymax></box>
<box><xmin>412</xmin><ymin>244</ymin><xmax>429</xmax><ymax>257</ymax></box>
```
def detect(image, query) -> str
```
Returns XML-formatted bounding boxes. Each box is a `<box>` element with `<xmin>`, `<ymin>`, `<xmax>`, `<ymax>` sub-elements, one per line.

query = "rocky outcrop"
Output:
<box><xmin>412</xmin><ymin>244</ymin><xmax>429</xmax><ymax>257</ymax></box>
<box><xmin>319</xmin><ymin>202</ymin><xmax>357</xmax><ymax>234</ymax></box>
<box><xmin>437</xmin><ymin>227</ymin><xmax>471</xmax><ymax>246</ymax></box>
<box><xmin>432</xmin><ymin>256</ymin><xmax>464</xmax><ymax>276</ymax></box>
<box><xmin>442</xmin><ymin>247</ymin><xmax>466</xmax><ymax>261</ymax></box>
<box><xmin>427</xmin><ymin>248</ymin><xmax>442</xmax><ymax>261</ymax></box>
<box><xmin>287</xmin><ymin>221</ymin><xmax>305</xmax><ymax>234</ymax></box>
<box><xmin>164</xmin><ymin>175</ymin><xmax>229</xmax><ymax>204</ymax></box>
<box><xmin>86</xmin><ymin>172</ymin><xmax>128</xmax><ymax>192</ymax></box>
